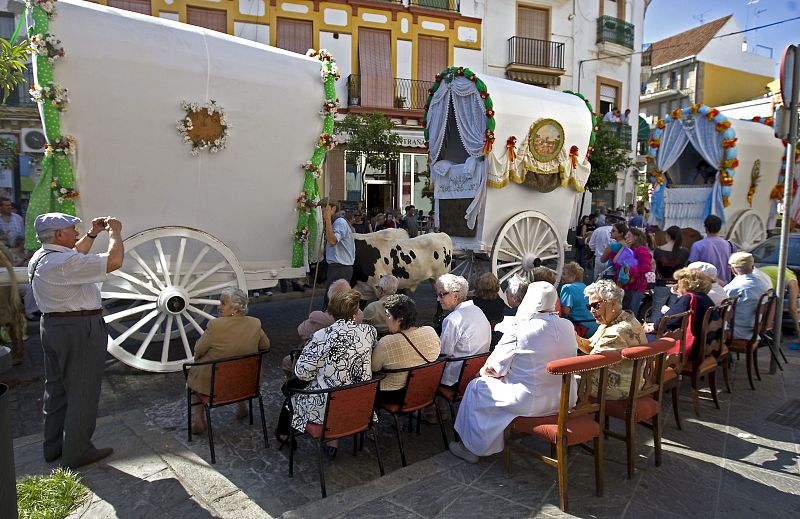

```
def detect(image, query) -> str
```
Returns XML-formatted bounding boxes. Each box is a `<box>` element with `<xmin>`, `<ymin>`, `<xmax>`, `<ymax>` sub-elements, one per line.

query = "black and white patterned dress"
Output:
<box><xmin>291</xmin><ymin>319</ymin><xmax>376</xmax><ymax>431</ymax></box>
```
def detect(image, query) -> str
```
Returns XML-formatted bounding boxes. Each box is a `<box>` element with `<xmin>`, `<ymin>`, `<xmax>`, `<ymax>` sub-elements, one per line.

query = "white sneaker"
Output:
<box><xmin>449</xmin><ymin>441</ymin><xmax>479</xmax><ymax>464</ymax></box>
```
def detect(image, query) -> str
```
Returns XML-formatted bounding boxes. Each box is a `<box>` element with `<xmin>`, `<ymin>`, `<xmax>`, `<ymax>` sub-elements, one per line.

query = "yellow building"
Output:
<box><xmin>92</xmin><ymin>0</ymin><xmax>483</xmax><ymax>216</ymax></box>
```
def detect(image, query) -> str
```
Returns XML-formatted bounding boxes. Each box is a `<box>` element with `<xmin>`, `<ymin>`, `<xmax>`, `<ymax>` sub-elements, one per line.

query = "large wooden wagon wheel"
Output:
<box><xmin>490</xmin><ymin>210</ymin><xmax>564</xmax><ymax>286</ymax></box>
<box><xmin>101</xmin><ymin>227</ymin><xmax>247</xmax><ymax>372</ymax></box>
<box><xmin>727</xmin><ymin>209</ymin><xmax>767</xmax><ymax>251</ymax></box>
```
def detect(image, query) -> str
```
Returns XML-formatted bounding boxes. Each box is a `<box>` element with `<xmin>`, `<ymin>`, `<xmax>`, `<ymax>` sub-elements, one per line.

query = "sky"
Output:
<box><xmin>643</xmin><ymin>0</ymin><xmax>800</xmax><ymax>76</ymax></box>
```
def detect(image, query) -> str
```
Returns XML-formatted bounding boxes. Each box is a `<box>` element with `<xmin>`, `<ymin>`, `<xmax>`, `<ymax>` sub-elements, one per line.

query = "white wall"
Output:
<box><xmin>396</xmin><ymin>39</ymin><xmax>412</xmax><ymax>79</ymax></box>
<box><xmin>717</xmin><ymin>97</ymin><xmax>774</xmax><ymax>119</ymax></box>
<box><xmin>319</xmin><ymin>32</ymin><xmax>351</xmax><ymax>105</ymax></box>
<box><xmin>697</xmin><ymin>17</ymin><xmax>775</xmax><ymax>77</ymax></box>
<box><xmin>453</xmin><ymin>47</ymin><xmax>483</xmax><ymax>73</ymax></box>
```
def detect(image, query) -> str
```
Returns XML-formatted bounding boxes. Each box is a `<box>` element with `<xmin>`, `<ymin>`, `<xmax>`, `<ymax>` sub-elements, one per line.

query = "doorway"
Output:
<box><xmin>366</xmin><ymin>182</ymin><xmax>393</xmax><ymax>215</ymax></box>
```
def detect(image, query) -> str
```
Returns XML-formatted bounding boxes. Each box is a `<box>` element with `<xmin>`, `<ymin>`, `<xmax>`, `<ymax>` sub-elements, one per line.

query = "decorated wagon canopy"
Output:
<box><xmin>646</xmin><ymin>105</ymin><xmax>783</xmax><ymax>244</ymax></box>
<box><xmin>423</xmin><ymin>66</ymin><xmax>593</xmax><ymax>283</ymax></box>
<box><xmin>25</xmin><ymin>0</ymin><xmax>331</xmax><ymax>268</ymax></box>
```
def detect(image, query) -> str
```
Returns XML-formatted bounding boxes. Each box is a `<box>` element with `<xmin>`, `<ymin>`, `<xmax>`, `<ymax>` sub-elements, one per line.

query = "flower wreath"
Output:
<box><xmin>25</xmin><ymin>0</ymin><xmax>57</xmax><ymax>18</ymax></box>
<box><xmin>176</xmin><ymin>100</ymin><xmax>230</xmax><ymax>156</ymax></box>
<box><xmin>29</xmin><ymin>83</ymin><xmax>68</xmax><ymax>111</ymax></box>
<box><xmin>423</xmin><ymin>66</ymin><xmax>495</xmax><ymax>156</ymax></box>
<box><xmin>647</xmin><ymin>103</ymin><xmax>738</xmax><ymax>207</ymax></box>
<box><xmin>29</xmin><ymin>33</ymin><xmax>64</xmax><ymax>65</ymax></box>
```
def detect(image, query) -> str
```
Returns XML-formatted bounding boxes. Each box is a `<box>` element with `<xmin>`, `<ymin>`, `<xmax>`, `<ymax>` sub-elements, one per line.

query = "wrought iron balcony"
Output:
<box><xmin>347</xmin><ymin>75</ymin><xmax>433</xmax><ymax>111</ymax></box>
<box><xmin>597</xmin><ymin>15</ymin><xmax>635</xmax><ymax>49</ymax></box>
<box><xmin>410</xmin><ymin>0</ymin><xmax>460</xmax><ymax>11</ymax></box>
<box><xmin>603</xmin><ymin>121</ymin><xmax>633</xmax><ymax>149</ymax></box>
<box><xmin>507</xmin><ymin>37</ymin><xmax>565</xmax><ymax>70</ymax></box>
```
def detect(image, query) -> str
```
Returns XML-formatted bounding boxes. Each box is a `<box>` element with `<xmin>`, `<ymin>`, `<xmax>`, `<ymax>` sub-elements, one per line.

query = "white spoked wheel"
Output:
<box><xmin>727</xmin><ymin>209</ymin><xmax>767</xmax><ymax>251</ymax></box>
<box><xmin>491</xmin><ymin>211</ymin><xmax>564</xmax><ymax>285</ymax></box>
<box><xmin>450</xmin><ymin>250</ymin><xmax>489</xmax><ymax>287</ymax></box>
<box><xmin>102</xmin><ymin>227</ymin><xmax>247</xmax><ymax>373</ymax></box>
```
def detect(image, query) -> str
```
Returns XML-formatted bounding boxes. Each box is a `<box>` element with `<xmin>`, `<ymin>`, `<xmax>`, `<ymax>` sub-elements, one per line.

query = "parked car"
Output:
<box><xmin>750</xmin><ymin>233</ymin><xmax>800</xmax><ymax>335</ymax></box>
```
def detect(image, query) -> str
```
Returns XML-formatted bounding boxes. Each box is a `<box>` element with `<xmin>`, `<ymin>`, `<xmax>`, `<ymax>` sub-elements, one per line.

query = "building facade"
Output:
<box><xmin>639</xmin><ymin>15</ymin><xmax>775</xmax><ymax>124</ymax></box>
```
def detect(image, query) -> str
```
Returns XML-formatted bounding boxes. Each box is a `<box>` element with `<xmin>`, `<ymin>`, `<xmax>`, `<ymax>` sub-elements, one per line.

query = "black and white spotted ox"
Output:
<box><xmin>352</xmin><ymin>230</ymin><xmax>453</xmax><ymax>299</ymax></box>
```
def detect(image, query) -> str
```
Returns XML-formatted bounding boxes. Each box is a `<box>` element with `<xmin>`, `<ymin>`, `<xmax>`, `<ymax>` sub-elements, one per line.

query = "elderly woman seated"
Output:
<box><xmin>436</xmin><ymin>273</ymin><xmax>492</xmax><ymax>388</ymax></box>
<box><xmin>187</xmin><ymin>288</ymin><xmax>270</xmax><ymax>433</ymax></box>
<box><xmin>372</xmin><ymin>294</ymin><xmax>441</xmax><ymax>406</ymax></box>
<box><xmin>576</xmin><ymin>280</ymin><xmax>647</xmax><ymax>400</ymax></box>
<box><xmin>643</xmin><ymin>268</ymin><xmax>715</xmax><ymax>361</ymax></box>
<box><xmin>277</xmin><ymin>289</ymin><xmax>376</xmax><ymax>451</ymax></box>
<box><xmin>361</xmin><ymin>274</ymin><xmax>399</xmax><ymax>335</ymax></box>
<box><xmin>687</xmin><ymin>261</ymin><xmax>727</xmax><ymax>305</ymax></box>
<box><xmin>449</xmin><ymin>282</ymin><xmax>578</xmax><ymax>463</ymax></box>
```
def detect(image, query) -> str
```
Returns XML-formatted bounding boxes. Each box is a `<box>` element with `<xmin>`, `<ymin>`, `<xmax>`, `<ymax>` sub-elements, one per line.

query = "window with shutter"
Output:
<box><xmin>416</xmin><ymin>36</ymin><xmax>447</xmax><ymax>108</ymax></box>
<box><xmin>186</xmin><ymin>6</ymin><xmax>227</xmax><ymax>34</ymax></box>
<box><xmin>107</xmin><ymin>0</ymin><xmax>152</xmax><ymax>15</ymax></box>
<box><xmin>358</xmin><ymin>28</ymin><xmax>393</xmax><ymax>109</ymax></box>
<box><xmin>276</xmin><ymin>18</ymin><xmax>313</xmax><ymax>55</ymax></box>
<box><xmin>517</xmin><ymin>6</ymin><xmax>548</xmax><ymax>40</ymax></box>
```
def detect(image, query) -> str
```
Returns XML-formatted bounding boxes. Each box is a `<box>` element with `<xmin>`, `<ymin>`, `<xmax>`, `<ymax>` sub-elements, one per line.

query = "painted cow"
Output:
<box><xmin>352</xmin><ymin>231</ymin><xmax>453</xmax><ymax>299</ymax></box>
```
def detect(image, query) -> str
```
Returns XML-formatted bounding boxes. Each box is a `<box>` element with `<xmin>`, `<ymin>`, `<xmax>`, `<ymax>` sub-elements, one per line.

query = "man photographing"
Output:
<box><xmin>28</xmin><ymin>213</ymin><xmax>124</xmax><ymax>469</ymax></box>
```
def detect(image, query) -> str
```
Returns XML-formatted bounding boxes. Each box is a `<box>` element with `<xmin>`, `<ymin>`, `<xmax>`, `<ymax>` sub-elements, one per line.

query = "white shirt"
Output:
<box><xmin>28</xmin><ymin>244</ymin><xmax>108</xmax><ymax>313</ymax></box>
<box><xmin>588</xmin><ymin>225</ymin><xmax>612</xmax><ymax>256</ymax></box>
<box><xmin>440</xmin><ymin>300</ymin><xmax>491</xmax><ymax>386</ymax></box>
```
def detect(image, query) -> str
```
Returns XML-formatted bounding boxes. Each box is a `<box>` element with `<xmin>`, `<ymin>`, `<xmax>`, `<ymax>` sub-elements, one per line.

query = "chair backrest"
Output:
<box><xmin>321</xmin><ymin>376</ymin><xmax>383</xmax><ymax>440</ymax></box>
<box><xmin>209</xmin><ymin>351</ymin><xmax>266</xmax><ymax>405</ymax></box>
<box><xmin>697</xmin><ymin>304</ymin><xmax>724</xmax><ymax>363</ymax></box>
<box><xmin>720</xmin><ymin>295</ymin><xmax>739</xmax><ymax>348</ymax></box>
<box><xmin>759</xmin><ymin>291</ymin><xmax>777</xmax><ymax>335</ymax></box>
<box><xmin>622</xmin><ymin>338</ymin><xmax>675</xmax><ymax>402</ymax></box>
<box><xmin>450</xmin><ymin>351</ymin><xmax>491</xmax><ymax>400</ymax></box>
<box><xmin>745</xmin><ymin>290</ymin><xmax>773</xmax><ymax>344</ymax></box>
<box><xmin>547</xmin><ymin>351</ymin><xmax>622</xmax><ymax>431</ymax></box>
<box><xmin>656</xmin><ymin>310</ymin><xmax>691</xmax><ymax>371</ymax></box>
<box><xmin>386</xmin><ymin>358</ymin><xmax>447</xmax><ymax>413</ymax></box>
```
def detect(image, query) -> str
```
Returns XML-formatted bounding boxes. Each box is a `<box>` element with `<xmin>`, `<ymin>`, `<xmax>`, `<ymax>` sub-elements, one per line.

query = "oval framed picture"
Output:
<box><xmin>527</xmin><ymin>118</ymin><xmax>565</xmax><ymax>163</ymax></box>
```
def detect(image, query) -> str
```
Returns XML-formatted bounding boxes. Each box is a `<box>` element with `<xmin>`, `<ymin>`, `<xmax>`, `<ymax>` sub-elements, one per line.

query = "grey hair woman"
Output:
<box><xmin>435</xmin><ymin>273</ymin><xmax>469</xmax><ymax>309</ymax></box>
<box><xmin>575</xmin><ymin>279</ymin><xmax>646</xmax><ymax>400</ymax></box>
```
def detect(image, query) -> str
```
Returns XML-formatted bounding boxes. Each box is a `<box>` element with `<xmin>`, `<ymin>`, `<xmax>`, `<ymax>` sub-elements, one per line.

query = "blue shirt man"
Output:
<box><xmin>724</xmin><ymin>252</ymin><xmax>771</xmax><ymax>340</ymax></box>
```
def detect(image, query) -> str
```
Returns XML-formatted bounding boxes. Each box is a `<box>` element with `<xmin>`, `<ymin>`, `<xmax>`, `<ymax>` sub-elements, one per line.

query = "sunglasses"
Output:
<box><xmin>437</xmin><ymin>291</ymin><xmax>450</xmax><ymax>299</ymax></box>
<box><xmin>586</xmin><ymin>300</ymin><xmax>612</xmax><ymax>311</ymax></box>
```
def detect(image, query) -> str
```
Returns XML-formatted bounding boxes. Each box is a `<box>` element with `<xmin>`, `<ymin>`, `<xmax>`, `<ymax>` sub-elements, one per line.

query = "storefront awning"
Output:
<box><xmin>638</xmin><ymin>115</ymin><xmax>651</xmax><ymax>142</ymax></box>
<box><xmin>392</xmin><ymin>129</ymin><xmax>427</xmax><ymax>148</ymax></box>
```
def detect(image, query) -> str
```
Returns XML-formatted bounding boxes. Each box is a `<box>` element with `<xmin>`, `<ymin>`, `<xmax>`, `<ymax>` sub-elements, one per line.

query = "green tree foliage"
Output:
<box><xmin>335</xmin><ymin>112</ymin><xmax>401</xmax><ymax>181</ymax></box>
<box><xmin>0</xmin><ymin>37</ymin><xmax>29</xmax><ymax>103</ymax></box>
<box><xmin>586</xmin><ymin>123</ymin><xmax>634</xmax><ymax>192</ymax></box>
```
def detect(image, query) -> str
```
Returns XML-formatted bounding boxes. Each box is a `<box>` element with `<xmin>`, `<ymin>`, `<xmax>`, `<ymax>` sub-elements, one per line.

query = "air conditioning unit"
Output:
<box><xmin>21</xmin><ymin>128</ymin><xmax>46</xmax><ymax>154</ymax></box>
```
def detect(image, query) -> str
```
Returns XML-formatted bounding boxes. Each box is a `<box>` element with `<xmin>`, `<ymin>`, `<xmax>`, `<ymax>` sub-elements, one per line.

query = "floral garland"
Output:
<box><xmin>747</xmin><ymin>116</ymin><xmax>800</xmax><ymax>202</ymax></box>
<box><xmin>647</xmin><ymin>103</ymin><xmax>738</xmax><ymax>207</ymax></box>
<box><xmin>563</xmin><ymin>90</ymin><xmax>598</xmax><ymax>159</ymax></box>
<box><xmin>29</xmin><ymin>33</ymin><xmax>64</xmax><ymax>64</ymax></box>
<box><xmin>423</xmin><ymin>66</ymin><xmax>495</xmax><ymax>155</ymax></box>
<box><xmin>176</xmin><ymin>100</ymin><xmax>229</xmax><ymax>155</ymax></box>
<box><xmin>291</xmin><ymin>49</ymin><xmax>339</xmax><ymax>265</ymax></box>
<box><xmin>24</xmin><ymin>0</ymin><xmax>81</xmax><ymax>249</ymax></box>
<box><xmin>29</xmin><ymin>83</ymin><xmax>68</xmax><ymax>111</ymax></box>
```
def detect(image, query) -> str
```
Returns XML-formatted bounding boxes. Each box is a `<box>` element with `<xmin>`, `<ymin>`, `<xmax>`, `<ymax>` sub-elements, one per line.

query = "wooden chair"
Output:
<box><xmin>604</xmin><ymin>338</ymin><xmax>675</xmax><ymax>478</ymax></box>
<box><xmin>436</xmin><ymin>351</ymin><xmax>491</xmax><ymax>441</ymax></box>
<box><xmin>378</xmin><ymin>358</ymin><xmax>449</xmax><ymax>467</ymax></box>
<box><xmin>729</xmin><ymin>290</ymin><xmax>773</xmax><ymax>390</ymax></box>
<box><xmin>681</xmin><ymin>305</ymin><xmax>724</xmax><ymax>416</ymax></box>
<box><xmin>757</xmin><ymin>292</ymin><xmax>786</xmax><ymax>370</ymax></box>
<box><xmin>655</xmin><ymin>310</ymin><xmax>691</xmax><ymax>429</ymax></box>
<box><xmin>503</xmin><ymin>350</ymin><xmax>622</xmax><ymax>513</ymax></box>
<box><xmin>287</xmin><ymin>376</ymin><xmax>386</xmax><ymax>498</ymax></box>
<box><xmin>183</xmin><ymin>350</ymin><xmax>269</xmax><ymax>464</ymax></box>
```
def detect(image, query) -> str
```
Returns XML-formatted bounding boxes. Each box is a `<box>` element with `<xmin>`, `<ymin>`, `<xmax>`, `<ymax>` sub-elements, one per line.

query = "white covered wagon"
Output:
<box><xmin>646</xmin><ymin>107</ymin><xmax>785</xmax><ymax>250</ymax></box>
<box><xmin>25</xmin><ymin>0</ymin><xmax>332</xmax><ymax>371</ymax></box>
<box><xmin>423</xmin><ymin>67</ymin><xmax>593</xmax><ymax>284</ymax></box>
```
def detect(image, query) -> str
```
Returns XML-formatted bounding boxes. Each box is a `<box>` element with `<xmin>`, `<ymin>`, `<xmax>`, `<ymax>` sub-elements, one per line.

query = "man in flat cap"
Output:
<box><xmin>724</xmin><ymin>251</ymin><xmax>771</xmax><ymax>341</ymax></box>
<box><xmin>28</xmin><ymin>213</ymin><xmax>124</xmax><ymax>469</ymax></box>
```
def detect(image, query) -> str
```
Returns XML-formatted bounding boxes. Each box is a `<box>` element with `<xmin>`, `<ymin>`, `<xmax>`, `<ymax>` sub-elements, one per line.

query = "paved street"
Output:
<box><xmin>5</xmin><ymin>284</ymin><xmax>800</xmax><ymax>518</ymax></box>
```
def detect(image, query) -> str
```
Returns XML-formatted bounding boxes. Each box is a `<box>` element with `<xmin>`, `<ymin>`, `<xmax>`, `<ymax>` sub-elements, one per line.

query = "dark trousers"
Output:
<box><xmin>40</xmin><ymin>314</ymin><xmax>107</xmax><ymax>465</ymax></box>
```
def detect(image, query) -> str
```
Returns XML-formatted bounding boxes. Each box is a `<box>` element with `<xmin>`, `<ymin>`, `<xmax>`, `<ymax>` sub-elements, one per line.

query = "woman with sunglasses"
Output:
<box><xmin>576</xmin><ymin>280</ymin><xmax>647</xmax><ymax>400</ymax></box>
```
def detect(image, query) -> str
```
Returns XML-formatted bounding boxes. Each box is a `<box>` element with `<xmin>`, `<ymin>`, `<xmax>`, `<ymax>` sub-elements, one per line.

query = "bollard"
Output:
<box><xmin>0</xmin><ymin>384</ymin><xmax>18</xmax><ymax>519</ymax></box>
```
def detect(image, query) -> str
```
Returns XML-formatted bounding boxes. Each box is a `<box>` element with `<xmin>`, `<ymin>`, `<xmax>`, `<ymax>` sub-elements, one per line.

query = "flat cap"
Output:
<box><xmin>728</xmin><ymin>251</ymin><xmax>754</xmax><ymax>269</ymax></box>
<box><xmin>34</xmin><ymin>212</ymin><xmax>82</xmax><ymax>234</ymax></box>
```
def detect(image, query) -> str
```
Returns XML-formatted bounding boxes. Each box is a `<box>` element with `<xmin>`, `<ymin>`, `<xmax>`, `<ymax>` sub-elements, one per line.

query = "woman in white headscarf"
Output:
<box><xmin>687</xmin><ymin>261</ymin><xmax>727</xmax><ymax>305</ymax></box>
<box><xmin>449</xmin><ymin>282</ymin><xmax>579</xmax><ymax>463</ymax></box>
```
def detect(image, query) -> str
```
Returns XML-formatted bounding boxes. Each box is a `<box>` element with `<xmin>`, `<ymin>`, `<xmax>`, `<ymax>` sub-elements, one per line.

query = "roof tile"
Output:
<box><xmin>647</xmin><ymin>15</ymin><xmax>732</xmax><ymax>67</ymax></box>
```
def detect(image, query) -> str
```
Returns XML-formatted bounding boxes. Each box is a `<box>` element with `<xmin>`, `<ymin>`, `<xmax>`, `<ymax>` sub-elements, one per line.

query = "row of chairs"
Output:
<box><xmin>179</xmin><ymin>292</ymin><xmax>788</xmax><ymax>509</ymax></box>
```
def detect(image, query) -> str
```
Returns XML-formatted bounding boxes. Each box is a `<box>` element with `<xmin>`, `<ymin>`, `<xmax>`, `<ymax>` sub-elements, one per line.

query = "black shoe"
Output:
<box><xmin>66</xmin><ymin>447</ymin><xmax>113</xmax><ymax>469</ymax></box>
<box><xmin>44</xmin><ymin>451</ymin><xmax>61</xmax><ymax>463</ymax></box>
